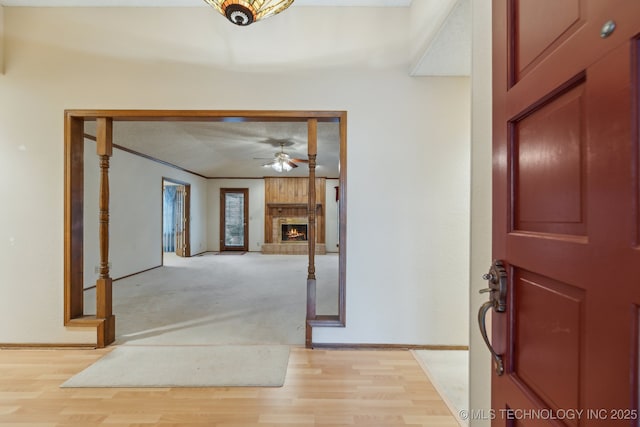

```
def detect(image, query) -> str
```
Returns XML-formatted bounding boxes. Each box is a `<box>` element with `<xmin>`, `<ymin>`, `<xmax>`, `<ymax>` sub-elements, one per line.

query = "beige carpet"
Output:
<box><xmin>84</xmin><ymin>252</ymin><xmax>339</xmax><ymax>346</ymax></box>
<box><xmin>61</xmin><ymin>345</ymin><xmax>290</xmax><ymax>388</ymax></box>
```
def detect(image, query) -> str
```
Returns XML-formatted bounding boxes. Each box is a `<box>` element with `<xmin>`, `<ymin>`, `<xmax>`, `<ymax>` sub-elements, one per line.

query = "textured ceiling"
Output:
<box><xmin>411</xmin><ymin>0</ymin><xmax>470</xmax><ymax>76</ymax></box>
<box><xmin>84</xmin><ymin>121</ymin><xmax>341</xmax><ymax>179</ymax></box>
<box><xmin>0</xmin><ymin>0</ymin><xmax>411</xmax><ymax>6</ymax></box>
<box><xmin>7</xmin><ymin>0</ymin><xmax>466</xmax><ymax>178</ymax></box>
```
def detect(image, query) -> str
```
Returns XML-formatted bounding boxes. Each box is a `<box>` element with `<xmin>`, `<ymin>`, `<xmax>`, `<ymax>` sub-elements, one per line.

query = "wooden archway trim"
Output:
<box><xmin>64</xmin><ymin>110</ymin><xmax>347</xmax><ymax>348</ymax></box>
<box><xmin>305</xmin><ymin>119</ymin><xmax>317</xmax><ymax>348</ymax></box>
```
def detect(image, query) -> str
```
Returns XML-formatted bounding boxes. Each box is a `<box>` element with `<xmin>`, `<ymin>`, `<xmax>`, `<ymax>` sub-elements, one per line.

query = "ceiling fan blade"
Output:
<box><xmin>287</xmin><ymin>161</ymin><xmax>299</xmax><ymax>168</ymax></box>
<box><xmin>290</xmin><ymin>158</ymin><xmax>309</xmax><ymax>163</ymax></box>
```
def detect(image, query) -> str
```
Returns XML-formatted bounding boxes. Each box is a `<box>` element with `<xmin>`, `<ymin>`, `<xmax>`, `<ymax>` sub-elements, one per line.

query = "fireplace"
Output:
<box><xmin>281</xmin><ymin>224</ymin><xmax>308</xmax><ymax>242</ymax></box>
<box><xmin>261</xmin><ymin>205</ymin><xmax>326</xmax><ymax>254</ymax></box>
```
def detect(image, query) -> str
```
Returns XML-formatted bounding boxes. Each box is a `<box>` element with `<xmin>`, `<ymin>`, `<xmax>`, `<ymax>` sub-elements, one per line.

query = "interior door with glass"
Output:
<box><xmin>220</xmin><ymin>188</ymin><xmax>249</xmax><ymax>252</ymax></box>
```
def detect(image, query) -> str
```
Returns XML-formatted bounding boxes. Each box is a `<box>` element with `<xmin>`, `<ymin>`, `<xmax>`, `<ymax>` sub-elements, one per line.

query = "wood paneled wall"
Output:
<box><xmin>265</xmin><ymin>177</ymin><xmax>326</xmax><ymax>204</ymax></box>
<box><xmin>264</xmin><ymin>177</ymin><xmax>326</xmax><ymax>244</ymax></box>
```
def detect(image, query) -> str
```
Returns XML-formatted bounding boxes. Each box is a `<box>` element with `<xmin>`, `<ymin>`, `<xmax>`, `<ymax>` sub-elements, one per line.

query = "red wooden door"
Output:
<box><xmin>490</xmin><ymin>1</ymin><xmax>640</xmax><ymax>425</ymax></box>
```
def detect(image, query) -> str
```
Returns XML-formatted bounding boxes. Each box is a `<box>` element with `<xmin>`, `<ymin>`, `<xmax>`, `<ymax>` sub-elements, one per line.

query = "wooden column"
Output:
<box><xmin>95</xmin><ymin>118</ymin><xmax>115</xmax><ymax>347</ymax></box>
<box><xmin>0</xmin><ymin>7</ymin><xmax>4</xmax><ymax>75</ymax></box>
<box><xmin>306</xmin><ymin>119</ymin><xmax>317</xmax><ymax>348</ymax></box>
<box><xmin>64</xmin><ymin>116</ymin><xmax>85</xmax><ymax>323</ymax></box>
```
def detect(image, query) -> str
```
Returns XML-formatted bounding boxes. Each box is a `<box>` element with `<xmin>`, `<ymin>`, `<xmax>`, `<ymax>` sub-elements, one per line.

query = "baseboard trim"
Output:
<box><xmin>0</xmin><ymin>343</ymin><xmax>468</xmax><ymax>351</ymax></box>
<box><xmin>0</xmin><ymin>343</ymin><xmax>96</xmax><ymax>349</ymax></box>
<box><xmin>114</xmin><ymin>265</ymin><xmax>161</xmax><ymax>282</ymax></box>
<box><xmin>81</xmin><ymin>265</ymin><xmax>163</xmax><ymax>291</ymax></box>
<box><xmin>310</xmin><ymin>343</ymin><xmax>469</xmax><ymax>350</ymax></box>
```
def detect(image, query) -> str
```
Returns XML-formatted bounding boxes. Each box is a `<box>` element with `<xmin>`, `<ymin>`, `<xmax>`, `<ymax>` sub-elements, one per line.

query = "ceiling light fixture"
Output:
<box><xmin>267</xmin><ymin>151</ymin><xmax>294</xmax><ymax>172</ymax></box>
<box><xmin>271</xmin><ymin>156</ymin><xmax>293</xmax><ymax>172</ymax></box>
<box><xmin>203</xmin><ymin>0</ymin><xmax>295</xmax><ymax>26</ymax></box>
<box><xmin>257</xmin><ymin>142</ymin><xmax>307</xmax><ymax>172</ymax></box>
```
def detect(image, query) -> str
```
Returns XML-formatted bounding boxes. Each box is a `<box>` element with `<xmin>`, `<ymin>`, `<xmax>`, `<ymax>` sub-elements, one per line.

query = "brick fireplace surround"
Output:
<box><xmin>261</xmin><ymin>203</ymin><xmax>326</xmax><ymax>255</ymax></box>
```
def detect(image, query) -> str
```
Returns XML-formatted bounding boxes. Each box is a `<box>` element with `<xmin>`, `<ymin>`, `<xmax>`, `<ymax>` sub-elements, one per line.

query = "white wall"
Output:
<box><xmin>469</xmin><ymin>0</ymin><xmax>492</xmax><ymax>424</ymax></box>
<box><xmin>313</xmin><ymin>75</ymin><xmax>471</xmax><ymax>345</ymax></box>
<box><xmin>207</xmin><ymin>179</ymin><xmax>265</xmax><ymax>252</ymax></box>
<box><xmin>84</xmin><ymin>140</ymin><xmax>208</xmax><ymax>290</ymax></box>
<box><xmin>0</xmin><ymin>6</ymin><xmax>470</xmax><ymax>345</ymax></box>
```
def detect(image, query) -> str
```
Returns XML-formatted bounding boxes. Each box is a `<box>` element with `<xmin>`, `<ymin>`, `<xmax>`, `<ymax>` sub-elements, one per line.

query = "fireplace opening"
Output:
<box><xmin>281</xmin><ymin>224</ymin><xmax>308</xmax><ymax>242</ymax></box>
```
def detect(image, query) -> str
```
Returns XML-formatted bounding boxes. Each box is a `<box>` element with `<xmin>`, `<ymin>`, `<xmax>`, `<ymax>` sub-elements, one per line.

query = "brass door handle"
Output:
<box><xmin>478</xmin><ymin>260</ymin><xmax>508</xmax><ymax>376</ymax></box>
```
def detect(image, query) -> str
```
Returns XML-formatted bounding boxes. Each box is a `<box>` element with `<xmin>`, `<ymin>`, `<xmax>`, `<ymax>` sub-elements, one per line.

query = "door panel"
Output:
<box><xmin>512</xmin><ymin>81</ymin><xmax>586</xmax><ymax>235</ymax></box>
<box><xmin>513</xmin><ymin>0</ymin><xmax>585</xmax><ymax>83</ymax></box>
<box><xmin>220</xmin><ymin>188</ymin><xmax>248</xmax><ymax>252</ymax></box>
<box><xmin>492</xmin><ymin>1</ymin><xmax>640</xmax><ymax>425</ymax></box>
<box><xmin>514</xmin><ymin>270</ymin><xmax>584</xmax><ymax>417</ymax></box>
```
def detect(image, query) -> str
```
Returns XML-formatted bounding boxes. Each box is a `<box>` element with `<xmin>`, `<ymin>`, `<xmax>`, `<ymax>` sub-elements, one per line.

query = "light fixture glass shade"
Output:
<box><xmin>203</xmin><ymin>0</ymin><xmax>295</xmax><ymax>26</ymax></box>
<box><xmin>271</xmin><ymin>158</ymin><xmax>292</xmax><ymax>172</ymax></box>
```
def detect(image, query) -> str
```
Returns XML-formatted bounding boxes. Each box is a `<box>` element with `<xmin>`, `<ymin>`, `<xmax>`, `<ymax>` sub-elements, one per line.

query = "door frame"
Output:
<box><xmin>63</xmin><ymin>109</ymin><xmax>347</xmax><ymax>348</ymax></box>
<box><xmin>220</xmin><ymin>188</ymin><xmax>249</xmax><ymax>252</ymax></box>
<box><xmin>162</xmin><ymin>177</ymin><xmax>191</xmax><ymax>262</ymax></box>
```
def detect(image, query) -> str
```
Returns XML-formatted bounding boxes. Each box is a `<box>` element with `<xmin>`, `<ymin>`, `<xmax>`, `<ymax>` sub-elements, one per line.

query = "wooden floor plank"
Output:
<box><xmin>0</xmin><ymin>347</ymin><xmax>459</xmax><ymax>426</ymax></box>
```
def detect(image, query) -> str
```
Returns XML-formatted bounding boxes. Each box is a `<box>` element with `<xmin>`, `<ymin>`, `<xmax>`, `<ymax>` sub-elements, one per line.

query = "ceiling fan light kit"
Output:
<box><xmin>270</xmin><ymin>158</ymin><xmax>294</xmax><ymax>172</ymax></box>
<box><xmin>203</xmin><ymin>0</ymin><xmax>295</xmax><ymax>26</ymax></box>
<box><xmin>257</xmin><ymin>142</ymin><xmax>308</xmax><ymax>173</ymax></box>
<box><xmin>264</xmin><ymin>150</ymin><xmax>296</xmax><ymax>172</ymax></box>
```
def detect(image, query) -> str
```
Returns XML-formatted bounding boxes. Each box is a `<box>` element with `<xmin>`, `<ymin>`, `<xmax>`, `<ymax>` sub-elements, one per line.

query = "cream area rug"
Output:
<box><xmin>413</xmin><ymin>350</ymin><xmax>469</xmax><ymax>426</ymax></box>
<box><xmin>61</xmin><ymin>345</ymin><xmax>290</xmax><ymax>388</ymax></box>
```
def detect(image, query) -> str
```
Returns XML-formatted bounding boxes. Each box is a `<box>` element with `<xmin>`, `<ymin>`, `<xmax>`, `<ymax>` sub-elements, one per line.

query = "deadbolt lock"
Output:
<box><xmin>481</xmin><ymin>260</ymin><xmax>507</xmax><ymax>313</ymax></box>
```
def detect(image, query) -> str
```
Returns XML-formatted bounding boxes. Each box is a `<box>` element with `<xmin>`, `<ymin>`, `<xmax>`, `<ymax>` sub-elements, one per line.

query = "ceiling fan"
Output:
<box><xmin>256</xmin><ymin>142</ymin><xmax>308</xmax><ymax>172</ymax></box>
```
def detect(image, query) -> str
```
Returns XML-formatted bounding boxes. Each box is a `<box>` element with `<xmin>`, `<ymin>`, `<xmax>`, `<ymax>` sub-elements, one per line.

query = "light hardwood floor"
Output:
<box><xmin>0</xmin><ymin>347</ymin><xmax>459</xmax><ymax>426</ymax></box>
